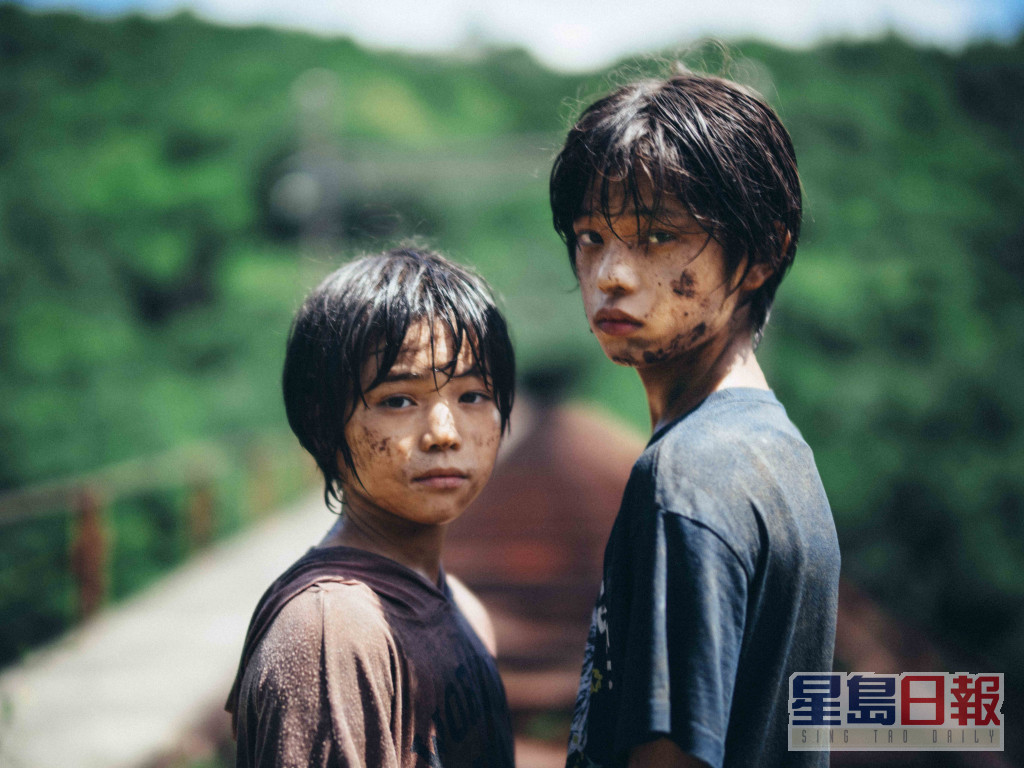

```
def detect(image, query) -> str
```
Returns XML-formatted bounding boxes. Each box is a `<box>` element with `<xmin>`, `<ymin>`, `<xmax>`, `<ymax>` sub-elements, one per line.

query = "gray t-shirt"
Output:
<box><xmin>566</xmin><ymin>388</ymin><xmax>840</xmax><ymax>768</ymax></box>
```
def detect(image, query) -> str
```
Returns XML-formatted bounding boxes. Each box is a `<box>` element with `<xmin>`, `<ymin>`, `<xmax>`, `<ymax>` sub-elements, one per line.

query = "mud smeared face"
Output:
<box><xmin>338</xmin><ymin>321</ymin><xmax>501</xmax><ymax>528</ymax></box>
<box><xmin>572</xmin><ymin>188</ymin><xmax>748</xmax><ymax>371</ymax></box>
<box><xmin>670</xmin><ymin>269</ymin><xmax>698</xmax><ymax>298</ymax></box>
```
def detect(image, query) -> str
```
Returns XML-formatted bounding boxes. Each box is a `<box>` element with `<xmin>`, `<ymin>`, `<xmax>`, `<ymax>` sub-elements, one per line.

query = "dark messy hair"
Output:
<box><xmin>282</xmin><ymin>247</ymin><xmax>515</xmax><ymax>511</ymax></box>
<box><xmin>550</xmin><ymin>66</ymin><xmax>802</xmax><ymax>338</ymax></box>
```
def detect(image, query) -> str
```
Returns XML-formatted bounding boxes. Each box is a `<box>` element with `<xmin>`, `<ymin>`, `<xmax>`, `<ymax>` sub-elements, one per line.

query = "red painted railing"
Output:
<box><xmin>0</xmin><ymin>437</ymin><xmax>305</xmax><ymax>622</ymax></box>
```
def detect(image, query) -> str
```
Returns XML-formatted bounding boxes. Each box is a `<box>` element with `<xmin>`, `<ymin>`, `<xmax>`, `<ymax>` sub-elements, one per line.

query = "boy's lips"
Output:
<box><xmin>594</xmin><ymin>308</ymin><xmax>643</xmax><ymax>336</ymax></box>
<box><xmin>413</xmin><ymin>468</ymin><xmax>469</xmax><ymax>489</ymax></box>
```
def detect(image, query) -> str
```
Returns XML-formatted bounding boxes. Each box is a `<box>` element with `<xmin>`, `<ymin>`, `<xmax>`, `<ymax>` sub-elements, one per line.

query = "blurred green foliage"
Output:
<box><xmin>746</xmin><ymin>38</ymin><xmax>1024</xmax><ymax>678</ymax></box>
<box><xmin>0</xmin><ymin>4</ymin><xmax>1022</xmax><ymax>701</ymax></box>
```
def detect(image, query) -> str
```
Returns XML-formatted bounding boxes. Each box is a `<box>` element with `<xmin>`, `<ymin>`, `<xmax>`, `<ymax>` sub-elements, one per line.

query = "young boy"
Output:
<box><xmin>550</xmin><ymin>70</ymin><xmax>841</xmax><ymax>768</ymax></box>
<box><xmin>225</xmin><ymin>247</ymin><xmax>516</xmax><ymax>767</ymax></box>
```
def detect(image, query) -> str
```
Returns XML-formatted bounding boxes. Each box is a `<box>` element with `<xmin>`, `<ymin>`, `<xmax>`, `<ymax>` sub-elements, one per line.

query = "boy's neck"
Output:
<box><xmin>318</xmin><ymin>507</ymin><xmax>446</xmax><ymax>585</ymax></box>
<box><xmin>640</xmin><ymin>328</ymin><xmax>768</xmax><ymax>434</ymax></box>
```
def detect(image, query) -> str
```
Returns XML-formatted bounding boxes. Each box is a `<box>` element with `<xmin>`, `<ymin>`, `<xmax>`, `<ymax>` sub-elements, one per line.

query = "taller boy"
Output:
<box><xmin>551</xmin><ymin>70</ymin><xmax>840</xmax><ymax>768</ymax></box>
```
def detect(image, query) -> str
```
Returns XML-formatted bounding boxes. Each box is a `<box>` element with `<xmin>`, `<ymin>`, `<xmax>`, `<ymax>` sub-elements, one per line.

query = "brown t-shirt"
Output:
<box><xmin>226</xmin><ymin>546</ymin><xmax>514</xmax><ymax>768</ymax></box>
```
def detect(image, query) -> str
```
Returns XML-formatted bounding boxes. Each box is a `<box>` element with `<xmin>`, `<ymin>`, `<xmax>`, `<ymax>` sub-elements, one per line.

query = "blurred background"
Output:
<box><xmin>0</xmin><ymin>0</ymin><xmax>1022</xmax><ymax>766</ymax></box>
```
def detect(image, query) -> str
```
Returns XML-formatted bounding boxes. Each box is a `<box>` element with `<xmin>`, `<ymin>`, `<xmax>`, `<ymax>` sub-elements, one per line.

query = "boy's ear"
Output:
<box><xmin>740</xmin><ymin>225</ymin><xmax>791</xmax><ymax>292</ymax></box>
<box><xmin>740</xmin><ymin>261</ymin><xmax>774</xmax><ymax>292</ymax></box>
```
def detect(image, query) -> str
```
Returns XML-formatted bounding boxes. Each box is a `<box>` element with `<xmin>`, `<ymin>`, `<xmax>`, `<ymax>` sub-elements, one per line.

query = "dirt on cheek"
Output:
<box><xmin>470</xmin><ymin>430</ymin><xmax>501</xmax><ymax>453</ymax></box>
<box><xmin>367</xmin><ymin>431</ymin><xmax>390</xmax><ymax>454</ymax></box>
<box><xmin>640</xmin><ymin>321</ymin><xmax>708</xmax><ymax>365</ymax></box>
<box><xmin>642</xmin><ymin>334</ymin><xmax>684</xmax><ymax>364</ymax></box>
<box><xmin>670</xmin><ymin>269</ymin><xmax>698</xmax><ymax>298</ymax></box>
<box><xmin>351</xmin><ymin>425</ymin><xmax>391</xmax><ymax>459</ymax></box>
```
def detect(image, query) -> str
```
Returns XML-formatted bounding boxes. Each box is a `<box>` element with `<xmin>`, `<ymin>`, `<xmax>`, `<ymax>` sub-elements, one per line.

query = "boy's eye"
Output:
<box><xmin>575</xmin><ymin>230</ymin><xmax>604</xmax><ymax>247</ymax></box>
<box><xmin>459</xmin><ymin>390</ymin><xmax>492</xmax><ymax>405</ymax></box>
<box><xmin>380</xmin><ymin>395</ymin><xmax>415</xmax><ymax>409</ymax></box>
<box><xmin>647</xmin><ymin>230</ymin><xmax>676</xmax><ymax>245</ymax></box>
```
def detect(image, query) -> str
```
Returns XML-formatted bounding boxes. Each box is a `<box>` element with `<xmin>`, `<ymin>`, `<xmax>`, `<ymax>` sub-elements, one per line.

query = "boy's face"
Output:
<box><xmin>572</xmin><ymin>188</ymin><xmax>755</xmax><ymax>369</ymax></box>
<box><xmin>339</xmin><ymin>320</ymin><xmax>502</xmax><ymax>528</ymax></box>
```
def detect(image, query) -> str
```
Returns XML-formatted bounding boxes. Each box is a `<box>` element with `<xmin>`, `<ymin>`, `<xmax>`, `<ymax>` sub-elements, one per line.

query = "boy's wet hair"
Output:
<box><xmin>282</xmin><ymin>247</ymin><xmax>515</xmax><ymax>511</ymax></box>
<box><xmin>550</xmin><ymin>66</ymin><xmax>802</xmax><ymax>337</ymax></box>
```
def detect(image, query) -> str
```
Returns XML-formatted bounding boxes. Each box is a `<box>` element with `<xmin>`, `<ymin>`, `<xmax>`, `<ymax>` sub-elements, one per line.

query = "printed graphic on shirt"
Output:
<box><xmin>567</xmin><ymin>582</ymin><xmax>611</xmax><ymax>768</ymax></box>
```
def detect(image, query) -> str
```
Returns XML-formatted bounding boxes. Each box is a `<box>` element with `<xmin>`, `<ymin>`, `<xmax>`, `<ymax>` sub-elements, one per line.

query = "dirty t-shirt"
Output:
<box><xmin>565</xmin><ymin>388</ymin><xmax>840</xmax><ymax>768</ymax></box>
<box><xmin>226</xmin><ymin>546</ymin><xmax>514</xmax><ymax>768</ymax></box>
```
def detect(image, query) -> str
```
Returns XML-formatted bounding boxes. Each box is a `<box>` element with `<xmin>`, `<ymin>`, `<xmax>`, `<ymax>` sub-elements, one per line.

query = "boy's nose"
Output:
<box><xmin>595</xmin><ymin>241</ymin><xmax>639</xmax><ymax>295</ymax></box>
<box><xmin>421</xmin><ymin>402</ymin><xmax>461</xmax><ymax>451</ymax></box>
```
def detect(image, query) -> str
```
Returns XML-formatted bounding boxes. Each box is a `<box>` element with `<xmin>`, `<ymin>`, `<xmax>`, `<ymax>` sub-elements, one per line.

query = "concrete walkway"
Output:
<box><xmin>0</xmin><ymin>494</ymin><xmax>331</xmax><ymax>768</ymax></box>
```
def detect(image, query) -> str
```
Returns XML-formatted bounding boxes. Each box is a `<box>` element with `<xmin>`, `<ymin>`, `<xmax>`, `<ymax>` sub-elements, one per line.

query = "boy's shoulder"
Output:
<box><xmin>234</xmin><ymin>574</ymin><xmax>404</xmax><ymax>754</ymax></box>
<box><xmin>642</xmin><ymin>387</ymin><xmax>807</xmax><ymax>490</ymax></box>
<box><xmin>656</xmin><ymin>386</ymin><xmax>798</xmax><ymax>450</ymax></box>
<box><xmin>264</xmin><ymin>579</ymin><xmax>391</xmax><ymax>645</ymax></box>
<box><xmin>630</xmin><ymin>388</ymin><xmax>826</xmax><ymax>564</ymax></box>
<box><xmin>235</xmin><ymin>547</ymin><xmax>441</xmax><ymax>692</ymax></box>
<box><xmin>249</xmin><ymin>579</ymin><xmax>396</xmax><ymax>687</ymax></box>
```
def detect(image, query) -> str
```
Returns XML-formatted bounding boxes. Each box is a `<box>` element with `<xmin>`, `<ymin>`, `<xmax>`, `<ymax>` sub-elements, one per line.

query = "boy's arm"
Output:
<box><xmin>236</xmin><ymin>583</ymin><xmax>399</xmax><ymax>768</ymax></box>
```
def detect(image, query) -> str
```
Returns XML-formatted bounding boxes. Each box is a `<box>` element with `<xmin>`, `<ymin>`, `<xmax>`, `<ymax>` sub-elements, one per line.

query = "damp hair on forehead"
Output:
<box><xmin>577</xmin><ymin>176</ymin><xmax>712</xmax><ymax>250</ymax></box>
<box><xmin>282</xmin><ymin>246</ymin><xmax>515</xmax><ymax>511</ymax></box>
<box><xmin>550</xmin><ymin>66</ymin><xmax>802</xmax><ymax>340</ymax></box>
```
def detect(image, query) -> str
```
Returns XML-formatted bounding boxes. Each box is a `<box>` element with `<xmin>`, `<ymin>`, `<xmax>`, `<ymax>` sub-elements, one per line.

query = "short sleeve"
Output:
<box><xmin>235</xmin><ymin>583</ymin><xmax>400</xmax><ymax>768</ymax></box>
<box><xmin>614</xmin><ymin>508</ymin><xmax>749</xmax><ymax>768</ymax></box>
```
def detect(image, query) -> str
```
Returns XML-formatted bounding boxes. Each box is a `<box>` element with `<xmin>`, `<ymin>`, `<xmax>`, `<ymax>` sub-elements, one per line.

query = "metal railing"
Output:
<box><xmin>0</xmin><ymin>436</ymin><xmax>307</xmax><ymax>623</ymax></box>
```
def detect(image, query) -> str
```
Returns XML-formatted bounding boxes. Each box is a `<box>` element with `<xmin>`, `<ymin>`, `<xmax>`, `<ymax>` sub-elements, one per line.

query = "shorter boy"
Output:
<box><xmin>550</xmin><ymin>69</ymin><xmax>841</xmax><ymax>767</ymax></box>
<box><xmin>225</xmin><ymin>247</ymin><xmax>516</xmax><ymax>767</ymax></box>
